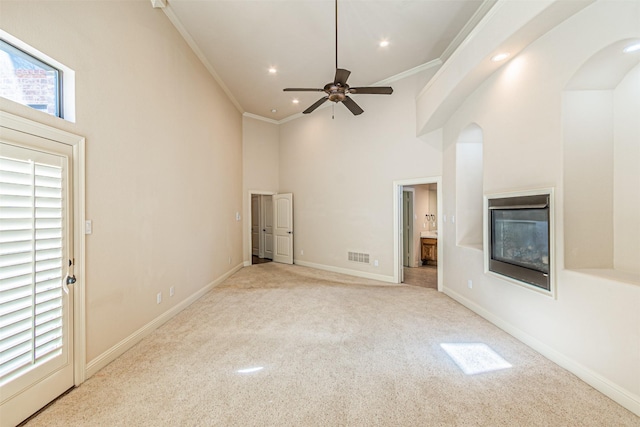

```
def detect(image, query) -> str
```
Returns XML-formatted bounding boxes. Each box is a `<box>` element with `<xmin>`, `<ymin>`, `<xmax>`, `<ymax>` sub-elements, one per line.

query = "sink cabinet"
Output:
<box><xmin>421</xmin><ymin>238</ymin><xmax>437</xmax><ymax>266</ymax></box>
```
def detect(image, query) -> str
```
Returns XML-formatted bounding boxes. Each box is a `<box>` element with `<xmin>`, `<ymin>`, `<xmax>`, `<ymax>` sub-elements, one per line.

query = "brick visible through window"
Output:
<box><xmin>0</xmin><ymin>38</ymin><xmax>61</xmax><ymax>117</ymax></box>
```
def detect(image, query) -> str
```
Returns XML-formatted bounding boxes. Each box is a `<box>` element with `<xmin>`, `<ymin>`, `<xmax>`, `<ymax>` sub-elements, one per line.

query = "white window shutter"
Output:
<box><xmin>0</xmin><ymin>155</ymin><xmax>64</xmax><ymax>383</ymax></box>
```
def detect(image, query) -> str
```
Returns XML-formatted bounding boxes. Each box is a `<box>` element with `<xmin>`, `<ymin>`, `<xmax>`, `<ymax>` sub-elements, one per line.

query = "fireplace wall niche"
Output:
<box><xmin>484</xmin><ymin>189</ymin><xmax>555</xmax><ymax>297</ymax></box>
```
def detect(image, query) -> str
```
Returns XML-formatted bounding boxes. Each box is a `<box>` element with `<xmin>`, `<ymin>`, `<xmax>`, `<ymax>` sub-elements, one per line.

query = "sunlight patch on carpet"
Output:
<box><xmin>440</xmin><ymin>343</ymin><xmax>512</xmax><ymax>375</ymax></box>
<box><xmin>236</xmin><ymin>366</ymin><xmax>264</xmax><ymax>374</ymax></box>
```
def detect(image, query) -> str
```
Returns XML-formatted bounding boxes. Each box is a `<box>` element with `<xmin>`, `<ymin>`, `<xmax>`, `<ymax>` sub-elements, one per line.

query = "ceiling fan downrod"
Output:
<box><xmin>281</xmin><ymin>0</ymin><xmax>393</xmax><ymax>116</ymax></box>
<box><xmin>335</xmin><ymin>0</ymin><xmax>338</xmax><ymax>70</ymax></box>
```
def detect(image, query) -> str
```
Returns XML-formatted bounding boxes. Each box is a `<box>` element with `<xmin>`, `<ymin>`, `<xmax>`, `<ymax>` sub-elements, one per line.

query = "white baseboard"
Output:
<box><xmin>294</xmin><ymin>259</ymin><xmax>396</xmax><ymax>284</ymax></box>
<box><xmin>85</xmin><ymin>263</ymin><xmax>244</xmax><ymax>379</ymax></box>
<box><xmin>443</xmin><ymin>287</ymin><xmax>640</xmax><ymax>417</ymax></box>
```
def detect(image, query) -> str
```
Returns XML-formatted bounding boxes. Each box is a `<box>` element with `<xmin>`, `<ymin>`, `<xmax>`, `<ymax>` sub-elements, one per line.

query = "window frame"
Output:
<box><xmin>0</xmin><ymin>30</ymin><xmax>75</xmax><ymax>123</ymax></box>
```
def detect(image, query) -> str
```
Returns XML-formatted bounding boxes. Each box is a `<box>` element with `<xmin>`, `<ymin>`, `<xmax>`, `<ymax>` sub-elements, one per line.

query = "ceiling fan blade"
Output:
<box><xmin>349</xmin><ymin>87</ymin><xmax>393</xmax><ymax>95</ymax></box>
<box><xmin>334</xmin><ymin>68</ymin><xmax>351</xmax><ymax>86</ymax></box>
<box><xmin>283</xmin><ymin>88</ymin><xmax>325</xmax><ymax>92</ymax></box>
<box><xmin>342</xmin><ymin>96</ymin><xmax>364</xmax><ymax>115</ymax></box>
<box><xmin>303</xmin><ymin>97</ymin><xmax>329</xmax><ymax>114</ymax></box>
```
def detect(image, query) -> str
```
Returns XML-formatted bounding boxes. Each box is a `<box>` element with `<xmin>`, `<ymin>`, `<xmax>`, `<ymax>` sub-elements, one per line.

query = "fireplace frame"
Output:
<box><xmin>483</xmin><ymin>188</ymin><xmax>555</xmax><ymax>298</ymax></box>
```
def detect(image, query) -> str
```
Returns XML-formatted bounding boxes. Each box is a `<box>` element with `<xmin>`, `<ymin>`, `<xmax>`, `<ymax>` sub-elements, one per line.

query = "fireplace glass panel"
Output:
<box><xmin>491</xmin><ymin>209</ymin><xmax>549</xmax><ymax>274</ymax></box>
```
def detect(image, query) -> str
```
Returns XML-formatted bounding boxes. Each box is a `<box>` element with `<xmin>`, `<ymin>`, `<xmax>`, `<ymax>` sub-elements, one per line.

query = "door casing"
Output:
<box><xmin>393</xmin><ymin>177</ymin><xmax>442</xmax><ymax>289</ymax></box>
<box><xmin>0</xmin><ymin>111</ymin><xmax>86</xmax><ymax>424</ymax></box>
<box><xmin>246</xmin><ymin>190</ymin><xmax>276</xmax><ymax>265</ymax></box>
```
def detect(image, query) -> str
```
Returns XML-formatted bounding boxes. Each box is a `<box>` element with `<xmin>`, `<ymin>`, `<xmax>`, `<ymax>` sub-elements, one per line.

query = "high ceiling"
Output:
<box><xmin>165</xmin><ymin>0</ymin><xmax>492</xmax><ymax>121</ymax></box>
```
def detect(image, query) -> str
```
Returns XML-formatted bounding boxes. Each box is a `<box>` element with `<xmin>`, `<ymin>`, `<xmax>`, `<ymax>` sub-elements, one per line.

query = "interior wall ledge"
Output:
<box><xmin>415</xmin><ymin>0</ymin><xmax>594</xmax><ymax>137</ymax></box>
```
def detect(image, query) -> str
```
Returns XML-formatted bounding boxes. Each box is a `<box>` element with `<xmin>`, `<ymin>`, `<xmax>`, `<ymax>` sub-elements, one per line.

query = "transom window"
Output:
<box><xmin>0</xmin><ymin>38</ymin><xmax>62</xmax><ymax>118</ymax></box>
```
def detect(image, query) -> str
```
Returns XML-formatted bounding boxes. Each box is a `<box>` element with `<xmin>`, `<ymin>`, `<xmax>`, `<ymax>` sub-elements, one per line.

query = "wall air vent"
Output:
<box><xmin>348</xmin><ymin>252</ymin><xmax>370</xmax><ymax>264</ymax></box>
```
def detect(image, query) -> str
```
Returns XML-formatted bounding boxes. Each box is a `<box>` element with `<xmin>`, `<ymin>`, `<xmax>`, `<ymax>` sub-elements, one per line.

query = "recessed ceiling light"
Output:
<box><xmin>379</xmin><ymin>40</ymin><xmax>389</xmax><ymax>48</ymax></box>
<box><xmin>271</xmin><ymin>109</ymin><xmax>277</xmax><ymax>113</ymax></box>
<box><xmin>292</xmin><ymin>99</ymin><xmax>299</xmax><ymax>104</ymax></box>
<box><xmin>623</xmin><ymin>42</ymin><xmax>640</xmax><ymax>53</ymax></box>
<box><xmin>491</xmin><ymin>53</ymin><xmax>510</xmax><ymax>62</ymax></box>
<box><xmin>268</xmin><ymin>67</ymin><xmax>277</xmax><ymax>74</ymax></box>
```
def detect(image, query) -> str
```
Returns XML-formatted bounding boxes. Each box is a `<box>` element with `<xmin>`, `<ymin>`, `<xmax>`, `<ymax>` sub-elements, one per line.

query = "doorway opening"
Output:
<box><xmin>249</xmin><ymin>192</ymin><xmax>274</xmax><ymax>265</ymax></box>
<box><xmin>247</xmin><ymin>191</ymin><xmax>294</xmax><ymax>266</ymax></box>
<box><xmin>393</xmin><ymin>177</ymin><xmax>442</xmax><ymax>291</ymax></box>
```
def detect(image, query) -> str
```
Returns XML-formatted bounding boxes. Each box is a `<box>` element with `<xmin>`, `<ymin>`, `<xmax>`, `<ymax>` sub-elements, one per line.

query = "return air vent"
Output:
<box><xmin>348</xmin><ymin>251</ymin><xmax>370</xmax><ymax>264</ymax></box>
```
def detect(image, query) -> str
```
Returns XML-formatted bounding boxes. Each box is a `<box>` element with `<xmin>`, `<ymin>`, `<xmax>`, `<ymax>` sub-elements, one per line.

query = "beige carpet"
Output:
<box><xmin>25</xmin><ymin>263</ymin><xmax>639</xmax><ymax>426</ymax></box>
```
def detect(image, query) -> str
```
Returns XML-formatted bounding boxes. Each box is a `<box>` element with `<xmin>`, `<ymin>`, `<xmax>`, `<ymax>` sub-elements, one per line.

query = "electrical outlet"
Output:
<box><xmin>85</xmin><ymin>220</ymin><xmax>92</xmax><ymax>234</ymax></box>
<box><xmin>157</xmin><ymin>292</ymin><xmax>162</xmax><ymax>304</ymax></box>
<box><xmin>300</xmin><ymin>249</ymin><xmax>304</xmax><ymax>255</ymax></box>
<box><xmin>468</xmin><ymin>280</ymin><xmax>473</xmax><ymax>289</ymax></box>
<box><xmin>169</xmin><ymin>286</ymin><xmax>175</xmax><ymax>297</ymax></box>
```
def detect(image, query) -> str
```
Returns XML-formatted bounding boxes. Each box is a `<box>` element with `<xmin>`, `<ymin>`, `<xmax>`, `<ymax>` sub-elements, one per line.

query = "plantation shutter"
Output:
<box><xmin>0</xmin><ymin>153</ymin><xmax>65</xmax><ymax>384</ymax></box>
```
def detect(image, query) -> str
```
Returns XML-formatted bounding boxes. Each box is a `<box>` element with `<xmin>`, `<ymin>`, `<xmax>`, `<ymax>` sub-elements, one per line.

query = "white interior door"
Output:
<box><xmin>272</xmin><ymin>193</ymin><xmax>293</xmax><ymax>265</ymax></box>
<box><xmin>402</xmin><ymin>190</ymin><xmax>414</xmax><ymax>267</ymax></box>
<box><xmin>262</xmin><ymin>195</ymin><xmax>273</xmax><ymax>260</ymax></box>
<box><xmin>251</xmin><ymin>195</ymin><xmax>260</xmax><ymax>257</ymax></box>
<box><xmin>0</xmin><ymin>129</ymin><xmax>75</xmax><ymax>426</ymax></box>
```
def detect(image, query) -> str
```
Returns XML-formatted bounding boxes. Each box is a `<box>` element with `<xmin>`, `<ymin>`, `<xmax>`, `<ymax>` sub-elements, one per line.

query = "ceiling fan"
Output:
<box><xmin>283</xmin><ymin>0</ymin><xmax>393</xmax><ymax>116</ymax></box>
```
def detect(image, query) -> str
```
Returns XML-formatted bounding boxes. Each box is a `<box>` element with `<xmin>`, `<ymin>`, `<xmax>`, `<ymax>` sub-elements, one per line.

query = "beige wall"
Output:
<box><xmin>613</xmin><ymin>63</ymin><xmax>640</xmax><ymax>275</ymax></box>
<box><xmin>0</xmin><ymin>1</ymin><xmax>243</xmax><ymax>363</ymax></box>
<box><xmin>242</xmin><ymin>116</ymin><xmax>279</xmax><ymax>263</ymax></box>
<box><xmin>243</xmin><ymin>116</ymin><xmax>279</xmax><ymax>192</ymax></box>
<box><xmin>563</xmin><ymin>90</ymin><xmax>614</xmax><ymax>269</ymax></box>
<box><xmin>455</xmin><ymin>124</ymin><xmax>483</xmax><ymax>249</ymax></box>
<box><xmin>428</xmin><ymin>185</ymin><xmax>438</xmax><ymax>231</ymax></box>
<box><xmin>3</xmin><ymin>0</ymin><xmax>638</xmax><ymax>416</ymax></box>
<box><xmin>278</xmin><ymin>70</ymin><xmax>442</xmax><ymax>279</ymax></box>
<box><xmin>437</xmin><ymin>0</ymin><xmax>640</xmax><ymax>412</ymax></box>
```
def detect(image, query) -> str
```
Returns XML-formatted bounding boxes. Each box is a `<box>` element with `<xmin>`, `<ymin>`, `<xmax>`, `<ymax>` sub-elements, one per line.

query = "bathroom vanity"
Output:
<box><xmin>420</xmin><ymin>233</ymin><xmax>438</xmax><ymax>266</ymax></box>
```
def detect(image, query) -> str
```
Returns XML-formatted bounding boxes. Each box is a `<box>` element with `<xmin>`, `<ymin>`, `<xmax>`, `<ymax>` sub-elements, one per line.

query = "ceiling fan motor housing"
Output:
<box><xmin>324</xmin><ymin>83</ymin><xmax>347</xmax><ymax>102</ymax></box>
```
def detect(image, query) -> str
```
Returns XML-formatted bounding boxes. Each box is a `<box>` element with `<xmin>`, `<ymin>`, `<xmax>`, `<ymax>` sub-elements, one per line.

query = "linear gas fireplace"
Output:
<box><xmin>484</xmin><ymin>189</ymin><xmax>555</xmax><ymax>296</ymax></box>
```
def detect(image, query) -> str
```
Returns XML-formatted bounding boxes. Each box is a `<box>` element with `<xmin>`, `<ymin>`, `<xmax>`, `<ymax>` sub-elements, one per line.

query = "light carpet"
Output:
<box><xmin>25</xmin><ymin>263</ymin><xmax>639</xmax><ymax>426</ymax></box>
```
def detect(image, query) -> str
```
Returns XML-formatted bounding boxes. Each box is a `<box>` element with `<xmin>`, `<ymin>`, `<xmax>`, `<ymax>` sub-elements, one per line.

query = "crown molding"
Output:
<box><xmin>150</xmin><ymin>0</ymin><xmax>166</xmax><ymax>9</ymax></box>
<box><xmin>374</xmin><ymin>58</ymin><xmax>442</xmax><ymax>86</ymax></box>
<box><xmin>160</xmin><ymin>3</ymin><xmax>244</xmax><ymax>114</ymax></box>
<box><xmin>242</xmin><ymin>112</ymin><xmax>279</xmax><ymax>125</ymax></box>
<box><xmin>440</xmin><ymin>0</ymin><xmax>498</xmax><ymax>63</ymax></box>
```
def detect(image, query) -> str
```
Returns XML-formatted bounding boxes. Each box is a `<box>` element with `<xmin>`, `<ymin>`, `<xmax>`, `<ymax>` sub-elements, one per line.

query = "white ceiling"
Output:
<box><xmin>164</xmin><ymin>0</ymin><xmax>491</xmax><ymax>121</ymax></box>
